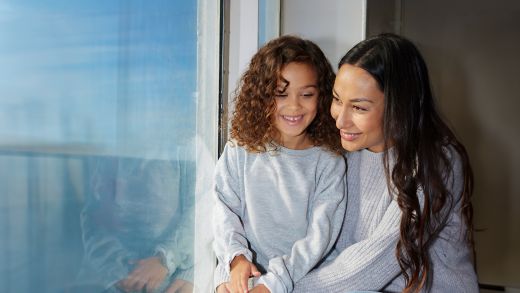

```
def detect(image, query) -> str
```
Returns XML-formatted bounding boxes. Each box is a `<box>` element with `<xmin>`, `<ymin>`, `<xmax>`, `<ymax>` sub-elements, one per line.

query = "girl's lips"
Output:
<box><xmin>340</xmin><ymin>130</ymin><xmax>361</xmax><ymax>141</ymax></box>
<box><xmin>282</xmin><ymin>115</ymin><xmax>304</xmax><ymax>125</ymax></box>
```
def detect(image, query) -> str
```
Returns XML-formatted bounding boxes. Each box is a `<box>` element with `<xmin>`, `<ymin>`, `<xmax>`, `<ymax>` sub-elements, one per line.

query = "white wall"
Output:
<box><xmin>281</xmin><ymin>0</ymin><xmax>366</xmax><ymax>68</ymax></box>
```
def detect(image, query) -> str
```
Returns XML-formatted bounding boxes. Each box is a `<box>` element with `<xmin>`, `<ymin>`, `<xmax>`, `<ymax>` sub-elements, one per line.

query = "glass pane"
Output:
<box><xmin>258</xmin><ymin>0</ymin><xmax>280</xmax><ymax>47</ymax></box>
<box><xmin>0</xmin><ymin>0</ymin><xmax>216</xmax><ymax>292</ymax></box>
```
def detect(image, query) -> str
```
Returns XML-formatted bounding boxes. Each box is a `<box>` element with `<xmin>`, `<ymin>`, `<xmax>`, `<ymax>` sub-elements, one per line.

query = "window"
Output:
<box><xmin>0</xmin><ymin>0</ymin><xmax>219</xmax><ymax>292</ymax></box>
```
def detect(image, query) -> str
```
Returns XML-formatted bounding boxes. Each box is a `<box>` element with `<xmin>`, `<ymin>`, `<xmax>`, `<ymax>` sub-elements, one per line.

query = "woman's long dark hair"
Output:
<box><xmin>339</xmin><ymin>33</ymin><xmax>475</xmax><ymax>292</ymax></box>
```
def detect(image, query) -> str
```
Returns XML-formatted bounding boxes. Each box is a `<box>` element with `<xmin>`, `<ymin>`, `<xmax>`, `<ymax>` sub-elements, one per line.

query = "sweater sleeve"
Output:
<box><xmin>294</xmin><ymin>198</ymin><xmax>402</xmax><ymax>292</ymax></box>
<box><xmin>423</xmin><ymin>147</ymin><xmax>478</xmax><ymax>292</ymax></box>
<box><xmin>212</xmin><ymin>144</ymin><xmax>253</xmax><ymax>278</ymax></box>
<box><xmin>154</xmin><ymin>156</ymin><xmax>195</xmax><ymax>278</ymax></box>
<box><xmin>257</xmin><ymin>154</ymin><xmax>347</xmax><ymax>293</ymax></box>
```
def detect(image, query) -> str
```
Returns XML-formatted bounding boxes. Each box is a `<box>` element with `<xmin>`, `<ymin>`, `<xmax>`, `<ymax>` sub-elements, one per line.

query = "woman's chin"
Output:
<box><xmin>341</xmin><ymin>142</ymin><xmax>362</xmax><ymax>152</ymax></box>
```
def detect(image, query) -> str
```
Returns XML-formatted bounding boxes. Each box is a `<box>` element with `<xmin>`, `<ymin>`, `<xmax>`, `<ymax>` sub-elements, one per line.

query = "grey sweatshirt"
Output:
<box><xmin>293</xmin><ymin>148</ymin><xmax>478</xmax><ymax>292</ymax></box>
<box><xmin>213</xmin><ymin>142</ymin><xmax>346</xmax><ymax>293</ymax></box>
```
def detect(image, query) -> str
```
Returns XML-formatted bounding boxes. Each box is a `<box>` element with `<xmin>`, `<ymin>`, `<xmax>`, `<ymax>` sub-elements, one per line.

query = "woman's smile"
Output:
<box><xmin>339</xmin><ymin>130</ymin><xmax>362</xmax><ymax>141</ymax></box>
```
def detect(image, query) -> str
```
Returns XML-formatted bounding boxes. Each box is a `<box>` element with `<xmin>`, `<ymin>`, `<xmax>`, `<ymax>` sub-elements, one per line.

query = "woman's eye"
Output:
<box><xmin>302</xmin><ymin>93</ymin><xmax>315</xmax><ymax>97</ymax></box>
<box><xmin>332</xmin><ymin>96</ymin><xmax>342</xmax><ymax>104</ymax></box>
<box><xmin>353</xmin><ymin>105</ymin><xmax>367</xmax><ymax>112</ymax></box>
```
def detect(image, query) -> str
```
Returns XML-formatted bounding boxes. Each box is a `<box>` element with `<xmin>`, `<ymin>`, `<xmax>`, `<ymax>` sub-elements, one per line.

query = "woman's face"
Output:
<box><xmin>331</xmin><ymin>63</ymin><xmax>386</xmax><ymax>153</ymax></box>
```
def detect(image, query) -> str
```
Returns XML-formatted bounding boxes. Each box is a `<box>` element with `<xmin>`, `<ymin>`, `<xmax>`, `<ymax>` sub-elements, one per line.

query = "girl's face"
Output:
<box><xmin>331</xmin><ymin>63</ymin><xmax>386</xmax><ymax>153</ymax></box>
<box><xmin>273</xmin><ymin>62</ymin><xmax>319</xmax><ymax>149</ymax></box>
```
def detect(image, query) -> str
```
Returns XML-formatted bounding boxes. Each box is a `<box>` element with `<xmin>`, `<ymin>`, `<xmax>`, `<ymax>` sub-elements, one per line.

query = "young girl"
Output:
<box><xmin>294</xmin><ymin>33</ymin><xmax>478</xmax><ymax>292</ymax></box>
<box><xmin>213</xmin><ymin>35</ymin><xmax>346</xmax><ymax>293</ymax></box>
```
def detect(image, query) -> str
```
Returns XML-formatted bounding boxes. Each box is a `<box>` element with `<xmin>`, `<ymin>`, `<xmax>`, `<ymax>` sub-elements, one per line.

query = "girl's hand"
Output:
<box><xmin>216</xmin><ymin>282</ymin><xmax>230</xmax><ymax>293</ymax></box>
<box><xmin>229</xmin><ymin>255</ymin><xmax>261</xmax><ymax>293</ymax></box>
<box><xmin>117</xmin><ymin>257</ymin><xmax>168</xmax><ymax>293</ymax></box>
<box><xmin>250</xmin><ymin>284</ymin><xmax>270</xmax><ymax>293</ymax></box>
<box><xmin>165</xmin><ymin>279</ymin><xmax>194</xmax><ymax>293</ymax></box>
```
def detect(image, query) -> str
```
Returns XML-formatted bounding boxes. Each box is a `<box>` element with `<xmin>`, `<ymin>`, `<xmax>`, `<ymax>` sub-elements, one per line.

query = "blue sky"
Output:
<box><xmin>0</xmin><ymin>0</ymin><xmax>198</xmax><ymax>155</ymax></box>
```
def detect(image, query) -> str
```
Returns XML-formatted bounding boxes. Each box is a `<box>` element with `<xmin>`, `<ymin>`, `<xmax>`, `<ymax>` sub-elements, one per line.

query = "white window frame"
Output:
<box><xmin>194</xmin><ymin>0</ymin><xmax>221</xmax><ymax>291</ymax></box>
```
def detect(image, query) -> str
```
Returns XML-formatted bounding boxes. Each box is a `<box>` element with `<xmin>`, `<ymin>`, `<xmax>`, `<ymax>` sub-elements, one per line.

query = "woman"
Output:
<box><xmin>293</xmin><ymin>33</ymin><xmax>478</xmax><ymax>292</ymax></box>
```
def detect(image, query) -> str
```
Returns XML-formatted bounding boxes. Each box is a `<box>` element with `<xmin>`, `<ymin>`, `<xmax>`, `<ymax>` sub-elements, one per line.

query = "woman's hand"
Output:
<box><xmin>117</xmin><ymin>256</ymin><xmax>168</xmax><ymax>293</ymax></box>
<box><xmin>229</xmin><ymin>255</ymin><xmax>261</xmax><ymax>293</ymax></box>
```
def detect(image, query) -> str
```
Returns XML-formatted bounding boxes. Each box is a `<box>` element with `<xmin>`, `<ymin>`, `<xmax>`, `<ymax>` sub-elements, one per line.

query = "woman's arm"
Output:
<box><xmin>294</xmin><ymin>199</ymin><xmax>402</xmax><ymax>292</ymax></box>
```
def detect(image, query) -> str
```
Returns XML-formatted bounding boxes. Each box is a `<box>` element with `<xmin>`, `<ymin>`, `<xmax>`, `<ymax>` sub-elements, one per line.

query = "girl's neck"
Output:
<box><xmin>273</xmin><ymin>133</ymin><xmax>314</xmax><ymax>150</ymax></box>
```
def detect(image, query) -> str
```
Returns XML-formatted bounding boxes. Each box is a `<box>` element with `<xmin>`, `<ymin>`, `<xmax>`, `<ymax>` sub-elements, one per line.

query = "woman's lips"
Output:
<box><xmin>340</xmin><ymin>130</ymin><xmax>361</xmax><ymax>141</ymax></box>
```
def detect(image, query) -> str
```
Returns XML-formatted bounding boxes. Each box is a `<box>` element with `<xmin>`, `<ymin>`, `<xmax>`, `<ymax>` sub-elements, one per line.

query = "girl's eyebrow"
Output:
<box><xmin>277</xmin><ymin>84</ymin><xmax>317</xmax><ymax>91</ymax></box>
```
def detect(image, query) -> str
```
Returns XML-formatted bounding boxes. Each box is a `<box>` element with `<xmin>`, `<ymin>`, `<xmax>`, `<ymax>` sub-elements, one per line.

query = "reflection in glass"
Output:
<box><xmin>77</xmin><ymin>152</ymin><xmax>194</xmax><ymax>292</ymax></box>
<box><xmin>0</xmin><ymin>0</ymin><xmax>212</xmax><ymax>292</ymax></box>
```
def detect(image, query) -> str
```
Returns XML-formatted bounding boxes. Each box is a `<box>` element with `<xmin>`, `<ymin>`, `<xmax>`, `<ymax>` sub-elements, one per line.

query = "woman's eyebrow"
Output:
<box><xmin>350</xmin><ymin>97</ymin><xmax>374</xmax><ymax>103</ymax></box>
<box><xmin>332</xmin><ymin>89</ymin><xmax>373</xmax><ymax>103</ymax></box>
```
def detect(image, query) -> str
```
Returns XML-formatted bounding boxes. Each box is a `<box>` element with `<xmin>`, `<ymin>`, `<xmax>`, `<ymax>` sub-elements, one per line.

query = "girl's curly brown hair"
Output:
<box><xmin>229</xmin><ymin>35</ymin><xmax>341</xmax><ymax>154</ymax></box>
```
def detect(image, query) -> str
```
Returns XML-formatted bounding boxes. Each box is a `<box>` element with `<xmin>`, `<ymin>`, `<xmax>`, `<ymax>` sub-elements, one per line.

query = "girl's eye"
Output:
<box><xmin>332</xmin><ymin>96</ymin><xmax>342</xmax><ymax>105</ymax></box>
<box><xmin>302</xmin><ymin>93</ymin><xmax>316</xmax><ymax>97</ymax></box>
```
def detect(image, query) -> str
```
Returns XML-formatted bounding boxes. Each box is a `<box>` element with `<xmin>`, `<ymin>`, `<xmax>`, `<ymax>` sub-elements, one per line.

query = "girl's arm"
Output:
<box><xmin>212</xmin><ymin>144</ymin><xmax>253</xmax><ymax>283</ymax></box>
<box><xmin>154</xmin><ymin>157</ymin><xmax>196</xmax><ymax>282</ymax></box>
<box><xmin>79</xmin><ymin>158</ymin><xmax>137</xmax><ymax>288</ymax></box>
<box><xmin>256</xmin><ymin>155</ymin><xmax>347</xmax><ymax>293</ymax></box>
<box><xmin>294</xmin><ymin>199</ymin><xmax>402</xmax><ymax>292</ymax></box>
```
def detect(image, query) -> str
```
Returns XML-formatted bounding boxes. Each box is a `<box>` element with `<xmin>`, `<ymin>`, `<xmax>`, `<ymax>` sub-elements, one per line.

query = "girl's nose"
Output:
<box><xmin>287</xmin><ymin>94</ymin><xmax>301</xmax><ymax>108</ymax></box>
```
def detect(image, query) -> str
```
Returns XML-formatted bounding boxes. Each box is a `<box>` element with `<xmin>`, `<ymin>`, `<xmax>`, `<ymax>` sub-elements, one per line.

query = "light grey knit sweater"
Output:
<box><xmin>213</xmin><ymin>143</ymin><xmax>347</xmax><ymax>292</ymax></box>
<box><xmin>293</xmin><ymin>148</ymin><xmax>478</xmax><ymax>293</ymax></box>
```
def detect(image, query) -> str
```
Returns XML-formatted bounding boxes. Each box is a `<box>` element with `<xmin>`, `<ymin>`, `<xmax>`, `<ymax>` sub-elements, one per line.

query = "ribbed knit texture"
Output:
<box><xmin>293</xmin><ymin>148</ymin><xmax>478</xmax><ymax>293</ymax></box>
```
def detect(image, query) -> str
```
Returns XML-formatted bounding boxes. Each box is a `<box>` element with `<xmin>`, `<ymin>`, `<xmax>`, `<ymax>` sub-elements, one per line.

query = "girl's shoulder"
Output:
<box><xmin>312</xmin><ymin>146</ymin><xmax>347</xmax><ymax>172</ymax></box>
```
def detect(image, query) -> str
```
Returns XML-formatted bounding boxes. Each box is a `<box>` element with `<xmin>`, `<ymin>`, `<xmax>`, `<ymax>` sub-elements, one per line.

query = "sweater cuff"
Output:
<box><xmin>224</xmin><ymin>249</ymin><xmax>253</xmax><ymax>274</ymax></box>
<box><xmin>155</xmin><ymin>246</ymin><xmax>178</xmax><ymax>276</ymax></box>
<box><xmin>257</xmin><ymin>272</ymin><xmax>287</xmax><ymax>293</ymax></box>
<box><xmin>174</xmin><ymin>268</ymin><xmax>194</xmax><ymax>283</ymax></box>
<box><xmin>214</xmin><ymin>263</ymin><xmax>230</xmax><ymax>290</ymax></box>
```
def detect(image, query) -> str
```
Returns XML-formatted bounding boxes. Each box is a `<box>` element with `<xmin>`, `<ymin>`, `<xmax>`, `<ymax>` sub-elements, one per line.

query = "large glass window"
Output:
<box><xmin>0</xmin><ymin>0</ymin><xmax>219</xmax><ymax>292</ymax></box>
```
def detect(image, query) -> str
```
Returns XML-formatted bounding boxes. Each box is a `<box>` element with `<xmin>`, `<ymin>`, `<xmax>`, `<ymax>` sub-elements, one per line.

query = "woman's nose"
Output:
<box><xmin>335</xmin><ymin>106</ymin><xmax>352</xmax><ymax>129</ymax></box>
